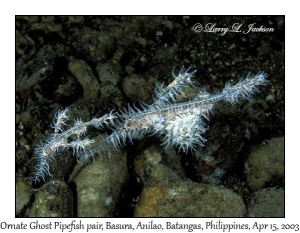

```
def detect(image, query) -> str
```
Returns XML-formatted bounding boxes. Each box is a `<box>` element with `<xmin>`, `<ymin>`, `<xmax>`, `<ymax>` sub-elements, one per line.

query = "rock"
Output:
<box><xmin>70</xmin><ymin>149</ymin><xmax>128</xmax><ymax>217</ymax></box>
<box><xmin>244</xmin><ymin>137</ymin><xmax>284</xmax><ymax>190</ymax></box>
<box><xmin>135</xmin><ymin>181</ymin><xmax>246</xmax><ymax>217</ymax></box>
<box><xmin>134</xmin><ymin>146</ymin><xmax>245</xmax><ymax>217</ymax></box>
<box><xmin>135</xmin><ymin>185</ymin><xmax>165</xmax><ymax>217</ymax></box>
<box><xmin>28</xmin><ymin>179</ymin><xmax>73</xmax><ymax>217</ymax></box>
<box><xmin>96</xmin><ymin>63</ymin><xmax>124</xmax><ymax>107</ymax></box>
<box><xmin>97</xmin><ymin>63</ymin><xmax>121</xmax><ymax>85</ymax></box>
<box><xmin>248</xmin><ymin>187</ymin><xmax>284</xmax><ymax>217</ymax></box>
<box><xmin>18</xmin><ymin>111</ymin><xmax>33</xmax><ymax>127</ymax></box>
<box><xmin>122</xmin><ymin>73</ymin><xmax>157</xmax><ymax>103</ymax></box>
<box><xmin>134</xmin><ymin>145</ymin><xmax>185</xmax><ymax>186</ymax></box>
<box><xmin>16</xmin><ymin>177</ymin><xmax>31</xmax><ymax>215</ymax></box>
<box><xmin>68</xmin><ymin>60</ymin><xmax>101</xmax><ymax>99</ymax></box>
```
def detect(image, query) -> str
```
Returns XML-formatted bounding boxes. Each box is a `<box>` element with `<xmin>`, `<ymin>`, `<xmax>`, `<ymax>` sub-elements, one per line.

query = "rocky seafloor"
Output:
<box><xmin>16</xmin><ymin>16</ymin><xmax>284</xmax><ymax>217</ymax></box>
